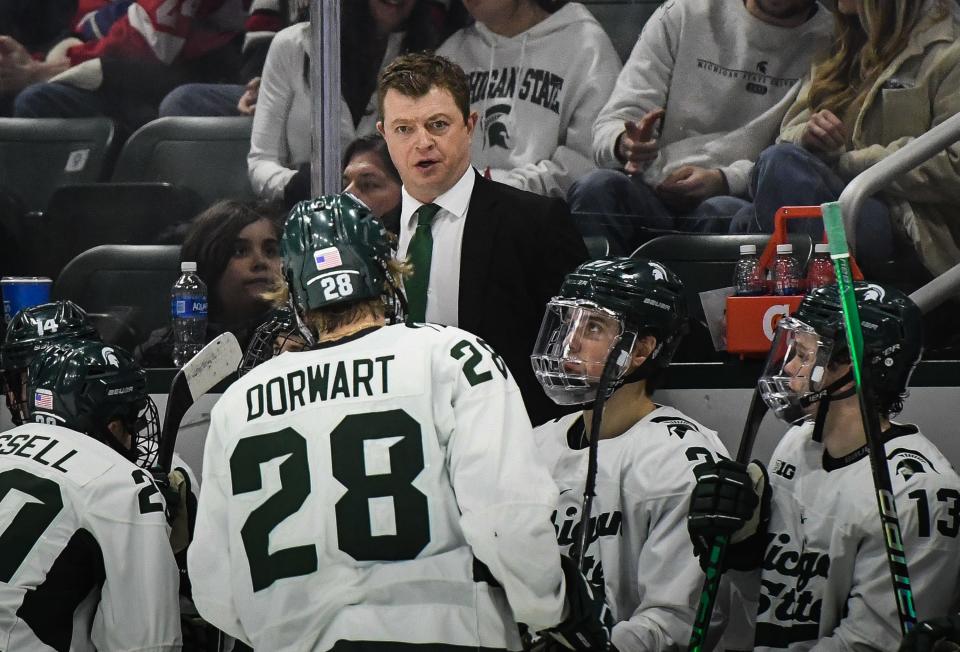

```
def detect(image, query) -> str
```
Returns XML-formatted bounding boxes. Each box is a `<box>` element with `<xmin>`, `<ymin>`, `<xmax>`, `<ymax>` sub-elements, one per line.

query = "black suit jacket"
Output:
<box><xmin>387</xmin><ymin>172</ymin><xmax>588</xmax><ymax>424</ymax></box>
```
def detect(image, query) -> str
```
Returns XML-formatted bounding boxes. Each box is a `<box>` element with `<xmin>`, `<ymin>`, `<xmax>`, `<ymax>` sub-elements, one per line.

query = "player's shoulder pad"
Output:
<box><xmin>887</xmin><ymin>426</ymin><xmax>960</xmax><ymax>488</ymax></box>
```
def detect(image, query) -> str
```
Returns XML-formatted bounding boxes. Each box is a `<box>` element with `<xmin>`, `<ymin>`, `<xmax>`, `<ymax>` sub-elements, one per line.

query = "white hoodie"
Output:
<box><xmin>438</xmin><ymin>3</ymin><xmax>621</xmax><ymax>198</ymax></box>
<box><xmin>592</xmin><ymin>0</ymin><xmax>832</xmax><ymax>196</ymax></box>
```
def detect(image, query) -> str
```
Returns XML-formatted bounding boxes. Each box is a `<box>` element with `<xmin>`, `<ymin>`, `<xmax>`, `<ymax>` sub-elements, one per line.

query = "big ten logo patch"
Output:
<box><xmin>773</xmin><ymin>459</ymin><xmax>796</xmax><ymax>479</ymax></box>
<box><xmin>763</xmin><ymin>304</ymin><xmax>791</xmax><ymax>341</ymax></box>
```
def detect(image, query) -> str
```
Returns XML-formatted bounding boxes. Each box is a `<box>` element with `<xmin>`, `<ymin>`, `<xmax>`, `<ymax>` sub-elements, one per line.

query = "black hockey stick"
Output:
<box><xmin>688</xmin><ymin>385</ymin><xmax>769</xmax><ymax>651</ymax></box>
<box><xmin>823</xmin><ymin>202</ymin><xmax>917</xmax><ymax>634</ymax></box>
<box><xmin>157</xmin><ymin>332</ymin><xmax>243</xmax><ymax>473</ymax></box>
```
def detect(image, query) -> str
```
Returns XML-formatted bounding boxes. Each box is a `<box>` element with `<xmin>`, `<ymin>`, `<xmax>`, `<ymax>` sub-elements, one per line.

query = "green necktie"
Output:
<box><xmin>406</xmin><ymin>203</ymin><xmax>441</xmax><ymax>322</ymax></box>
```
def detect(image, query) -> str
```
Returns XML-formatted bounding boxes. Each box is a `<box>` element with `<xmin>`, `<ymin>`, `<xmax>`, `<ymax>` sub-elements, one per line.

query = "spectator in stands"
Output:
<box><xmin>568</xmin><ymin>0</ymin><xmax>832</xmax><ymax>254</ymax></box>
<box><xmin>136</xmin><ymin>199</ymin><xmax>284</xmax><ymax>367</ymax></box>
<box><xmin>377</xmin><ymin>52</ymin><xmax>588</xmax><ymax>425</ymax></box>
<box><xmin>342</xmin><ymin>134</ymin><xmax>402</xmax><ymax>226</ymax></box>
<box><xmin>436</xmin><ymin>0</ymin><xmax>621</xmax><ymax>198</ymax></box>
<box><xmin>4</xmin><ymin>0</ymin><xmax>249</xmax><ymax>132</ymax></box>
<box><xmin>158</xmin><ymin>0</ymin><xmax>305</xmax><ymax>118</ymax></box>
<box><xmin>248</xmin><ymin>0</ymin><xmax>442</xmax><ymax>207</ymax></box>
<box><xmin>716</xmin><ymin>0</ymin><xmax>960</xmax><ymax>275</ymax></box>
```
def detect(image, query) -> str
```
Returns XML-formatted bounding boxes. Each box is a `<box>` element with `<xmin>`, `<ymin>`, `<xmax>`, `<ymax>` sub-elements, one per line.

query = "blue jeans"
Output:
<box><xmin>159</xmin><ymin>83</ymin><xmax>245</xmax><ymax>117</ymax></box>
<box><xmin>713</xmin><ymin>143</ymin><xmax>894</xmax><ymax>266</ymax></box>
<box><xmin>567</xmin><ymin>169</ymin><xmax>751</xmax><ymax>255</ymax></box>
<box><xmin>14</xmin><ymin>81</ymin><xmax>156</xmax><ymax>132</ymax></box>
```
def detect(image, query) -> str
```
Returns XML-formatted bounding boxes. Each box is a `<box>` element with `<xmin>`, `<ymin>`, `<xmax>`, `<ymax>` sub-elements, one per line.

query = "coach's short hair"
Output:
<box><xmin>377</xmin><ymin>52</ymin><xmax>471</xmax><ymax>123</ymax></box>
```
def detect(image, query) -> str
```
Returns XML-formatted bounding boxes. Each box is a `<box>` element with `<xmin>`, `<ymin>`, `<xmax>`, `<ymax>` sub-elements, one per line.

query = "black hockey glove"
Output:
<box><xmin>150</xmin><ymin>466</ymin><xmax>193</xmax><ymax>553</ymax></box>
<box><xmin>899</xmin><ymin>616</ymin><xmax>960</xmax><ymax>652</ymax></box>
<box><xmin>540</xmin><ymin>555</ymin><xmax>615</xmax><ymax>651</ymax></box>
<box><xmin>687</xmin><ymin>459</ymin><xmax>770</xmax><ymax>572</ymax></box>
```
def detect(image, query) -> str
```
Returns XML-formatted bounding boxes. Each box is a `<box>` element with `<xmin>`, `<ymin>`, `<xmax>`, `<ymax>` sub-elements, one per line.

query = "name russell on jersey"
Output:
<box><xmin>0</xmin><ymin>432</ymin><xmax>79</xmax><ymax>472</ymax></box>
<box><xmin>247</xmin><ymin>355</ymin><xmax>396</xmax><ymax>421</ymax></box>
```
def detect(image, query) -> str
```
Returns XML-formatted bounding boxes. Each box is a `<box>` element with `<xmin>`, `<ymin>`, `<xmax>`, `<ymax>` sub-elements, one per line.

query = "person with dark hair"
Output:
<box><xmin>687</xmin><ymin>283</ymin><xmax>960</xmax><ymax>650</ymax></box>
<box><xmin>376</xmin><ymin>51</ymin><xmax>588</xmax><ymax>426</ymax></box>
<box><xmin>532</xmin><ymin>257</ymin><xmax>731</xmax><ymax>651</ymax></box>
<box><xmin>135</xmin><ymin>199</ymin><xmax>284</xmax><ymax>367</ymax></box>
<box><xmin>342</xmin><ymin>133</ymin><xmax>402</xmax><ymax>222</ymax></box>
<box><xmin>248</xmin><ymin>0</ymin><xmax>442</xmax><ymax>208</ymax></box>
<box><xmin>437</xmin><ymin>0</ymin><xmax>621</xmax><ymax>197</ymax></box>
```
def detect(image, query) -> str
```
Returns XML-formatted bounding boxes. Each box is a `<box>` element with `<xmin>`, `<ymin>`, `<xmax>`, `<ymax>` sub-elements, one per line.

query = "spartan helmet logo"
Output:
<box><xmin>863</xmin><ymin>284</ymin><xmax>886</xmax><ymax>302</ymax></box>
<box><xmin>483</xmin><ymin>104</ymin><xmax>513</xmax><ymax>149</ymax></box>
<box><xmin>648</xmin><ymin>262</ymin><xmax>668</xmax><ymax>281</ymax></box>
<box><xmin>896</xmin><ymin>458</ymin><xmax>925</xmax><ymax>480</ymax></box>
<box><xmin>650</xmin><ymin>416</ymin><xmax>698</xmax><ymax>439</ymax></box>
<box><xmin>101</xmin><ymin>347</ymin><xmax>120</xmax><ymax>367</ymax></box>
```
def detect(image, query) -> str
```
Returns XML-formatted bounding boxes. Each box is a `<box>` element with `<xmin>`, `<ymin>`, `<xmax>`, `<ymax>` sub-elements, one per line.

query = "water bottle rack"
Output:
<box><xmin>726</xmin><ymin>206</ymin><xmax>864</xmax><ymax>356</ymax></box>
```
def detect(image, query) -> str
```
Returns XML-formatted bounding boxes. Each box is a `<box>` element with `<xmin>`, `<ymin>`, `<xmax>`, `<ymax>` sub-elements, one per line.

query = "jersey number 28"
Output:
<box><xmin>230</xmin><ymin>409</ymin><xmax>429</xmax><ymax>592</ymax></box>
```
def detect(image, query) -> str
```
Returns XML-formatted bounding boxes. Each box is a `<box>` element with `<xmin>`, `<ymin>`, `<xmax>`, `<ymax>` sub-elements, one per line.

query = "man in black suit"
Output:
<box><xmin>377</xmin><ymin>52</ymin><xmax>588</xmax><ymax>426</ymax></box>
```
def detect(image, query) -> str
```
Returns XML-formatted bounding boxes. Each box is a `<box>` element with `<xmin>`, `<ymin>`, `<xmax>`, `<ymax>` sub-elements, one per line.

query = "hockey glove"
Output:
<box><xmin>898</xmin><ymin>616</ymin><xmax>960</xmax><ymax>652</ymax></box>
<box><xmin>150</xmin><ymin>466</ymin><xmax>193</xmax><ymax>553</ymax></box>
<box><xmin>687</xmin><ymin>459</ymin><xmax>770</xmax><ymax>572</ymax></box>
<box><xmin>540</xmin><ymin>555</ymin><xmax>615</xmax><ymax>651</ymax></box>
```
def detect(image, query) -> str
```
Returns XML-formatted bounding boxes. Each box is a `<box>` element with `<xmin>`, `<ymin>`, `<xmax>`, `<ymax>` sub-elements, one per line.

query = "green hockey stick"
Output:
<box><xmin>822</xmin><ymin>201</ymin><xmax>917</xmax><ymax>635</ymax></box>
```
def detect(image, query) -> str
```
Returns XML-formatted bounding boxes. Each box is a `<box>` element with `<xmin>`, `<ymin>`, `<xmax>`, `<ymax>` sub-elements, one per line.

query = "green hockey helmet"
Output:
<box><xmin>1</xmin><ymin>300</ymin><xmax>99</xmax><ymax>425</ymax></box>
<box><xmin>282</xmin><ymin>193</ymin><xmax>396</xmax><ymax>316</ymax></box>
<box><xmin>26</xmin><ymin>340</ymin><xmax>160</xmax><ymax>468</ymax></box>
<box><xmin>759</xmin><ymin>282</ymin><xmax>922</xmax><ymax>422</ymax></box>
<box><xmin>531</xmin><ymin>257</ymin><xmax>688</xmax><ymax>405</ymax></box>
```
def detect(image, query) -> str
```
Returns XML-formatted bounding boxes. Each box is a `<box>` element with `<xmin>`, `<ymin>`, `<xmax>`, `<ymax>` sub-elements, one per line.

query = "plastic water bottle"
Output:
<box><xmin>772</xmin><ymin>244</ymin><xmax>803</xmax><ymax>296</ymax></box>
<box><xmin>733</xmin><ymin>244</ymin><xmax>766</xmax><ymax>296</ymax></box>
<box><xmin>805</xmin><ymin>243</ymin><xmax>835</xmax><ymax>291</ymax></box>
<box><xmin>171</xmin><ymin>262</ymin><xmax>207</xmax><ymax>367</ymax></box>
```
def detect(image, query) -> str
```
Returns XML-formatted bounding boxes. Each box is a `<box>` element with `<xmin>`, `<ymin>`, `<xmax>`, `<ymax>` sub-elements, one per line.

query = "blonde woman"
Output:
<box><xmin>726</xmin><ymin>0</ymin><xmax>960</xmax><ymax>274</ymax></box>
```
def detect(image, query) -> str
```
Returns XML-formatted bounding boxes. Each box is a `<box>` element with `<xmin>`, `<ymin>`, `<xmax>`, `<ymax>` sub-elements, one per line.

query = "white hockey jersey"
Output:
<box><xmin>189</xmin><ymin>323</ymin><xmax>566</xmax><ymax>651</ymax></box>
<box><xmin>534</xmin><ymin>406</ymin><xmax>730</xmax><ymax>652</ymax></box>
<box><xmin>0</xmin><ymin>422</ymin><xmax>182</xmax><ymax>651</ymax></box>
<box><xmin>743</xmin><ymin>422</ymin><xmax>960</xmax><ymax>651</ymax></box>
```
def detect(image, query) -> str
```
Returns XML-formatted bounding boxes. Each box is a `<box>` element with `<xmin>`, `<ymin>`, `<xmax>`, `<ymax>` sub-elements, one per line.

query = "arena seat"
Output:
<box><xmin>0</xmin><ymin>117</ymin><xmax>116</xmax><ymax>212</ymax></box>
<box><xmin>111</xmin><ymin>116</ymin><xmax>255</xmax><ymax>207</ymax></box>
<box><xmin>633</xmin><ymin>233</ymin><xmax>813</xmax><ymax>360</ymax></box>
<box><xmin>29</xmin><ymin>183</ymin><xmax>201</xmax><ymax>280</ymax></box>
<box><xmin>52</xmin><ymin>244</ymin><xmax>180</xmax><ymax>350</ymax></box>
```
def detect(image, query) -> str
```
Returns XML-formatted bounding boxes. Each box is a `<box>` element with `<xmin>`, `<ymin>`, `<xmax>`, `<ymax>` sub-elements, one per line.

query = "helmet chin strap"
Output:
<box><xmin>807</xmin><ymin>370</ymin><xmax>857</xmax><ymax>443</ymax></box>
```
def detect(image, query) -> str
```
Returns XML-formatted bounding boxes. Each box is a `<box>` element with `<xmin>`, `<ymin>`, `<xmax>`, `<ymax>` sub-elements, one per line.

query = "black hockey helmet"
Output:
<box><xmin>282</xmin><ymin>193</ymin><xmax>399</xmax><ymax>316</ymax></box>
<box><xmin>26</xmin><ymin>340</ymin><xmax>160</xmax><ymax>468</ymax></box>
<box><xmin>531</xmin><ymin>257</ymin><xmax>688</xmax><ymax>405</ymax></box>
<box><xmin>759</xmin><ymin>282</ymin><xmax>922</xmax><ymax>422</ymax></box>
<box><xmin>1</xmin><ymin>300</ymin><xmax>99</xmax><ymax>425</ymax></box>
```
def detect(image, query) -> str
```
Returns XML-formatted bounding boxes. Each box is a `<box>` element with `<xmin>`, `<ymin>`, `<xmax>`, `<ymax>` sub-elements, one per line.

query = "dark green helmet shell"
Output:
<box><xmin>794</xmin><ymin>282</ymin><xmax>922</xmax><ymax>405</ymax></box>
<box><xmin>558</xmin><ymin>257</ymin><xmax>688</xmax><ymax>369</ymax></box>
<box><xmin>1</xmin><ymin>300</ymin><xmax>99</xmax><ymax>373</ymax></box>
<box><xmin>26</xmin><ymin>340</ymin><xmax>159</xmax><ymax>467</ymax></box>
<box><xmin>282</xmin><ymin>193</ymin><xmax>393</xmax><ymax>314</ymax></box>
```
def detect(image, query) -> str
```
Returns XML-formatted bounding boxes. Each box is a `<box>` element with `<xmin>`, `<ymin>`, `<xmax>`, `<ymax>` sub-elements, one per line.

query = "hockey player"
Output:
<box><xmin>188</xmin><ymin>193</ymin><xmax>613</xmax><ymax>651</ymax></box>
<box><xmin>688</xmin><ymin>282</ymin><xmax>960</xmax><ymax>651</ymax></box>
<box><xmin>0</xmin><ymin>338</ymin><xmax>181</xmax><ymax>650</ymax></box>
<box><xmin>1</xmin><ymin>300</ymin><xmax>99</xmax><ymax>427</ymax></box>
<box><xmin>531</xmin><ymin>257</ymin><xmax>731</xmax><ymax>651</ymax></box>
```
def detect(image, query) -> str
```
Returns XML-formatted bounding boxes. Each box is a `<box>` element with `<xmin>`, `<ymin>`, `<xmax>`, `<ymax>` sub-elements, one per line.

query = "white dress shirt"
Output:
<box><xmin>396</xmin><ymin>166</ymin><xmax>476</xmax><ymax>327</ymax></box>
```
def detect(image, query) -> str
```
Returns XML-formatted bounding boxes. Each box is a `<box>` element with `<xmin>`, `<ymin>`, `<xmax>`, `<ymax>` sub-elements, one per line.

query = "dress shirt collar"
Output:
<box><xmin>400</xmin><ymin>165</ymin><xmax>476</xmax><ymax>230</ymax></box>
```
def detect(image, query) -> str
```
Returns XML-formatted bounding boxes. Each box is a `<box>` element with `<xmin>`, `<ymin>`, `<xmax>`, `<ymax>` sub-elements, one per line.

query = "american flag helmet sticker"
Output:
<box><xmin>34</xmin><ymin>389</ymin><xmax>53</xmax><ymax>410</ymax></box>
<box><xmin>314</xmin><ymin>247</ymin><xmax>343</xmax><ymax>271</ymax></box>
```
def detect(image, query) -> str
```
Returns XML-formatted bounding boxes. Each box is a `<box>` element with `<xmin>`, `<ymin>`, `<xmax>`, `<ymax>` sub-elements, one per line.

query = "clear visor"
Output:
<box><xmin>758</xmin><ymin>317</ymin><xmax>834</xmax><ymax>423</ymax></box>
<box><xmin>530</xmin><ymin>299</ymin><xmax>636</xmax><ymax>406</ymax></box>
